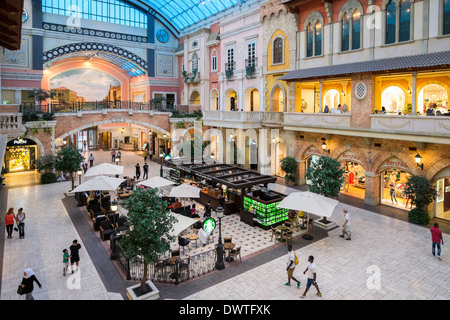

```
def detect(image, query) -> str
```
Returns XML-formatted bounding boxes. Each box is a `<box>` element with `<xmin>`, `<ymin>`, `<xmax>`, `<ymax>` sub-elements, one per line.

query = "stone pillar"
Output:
<box><xmin>411</xmin><ymin>72</ymin><xmax>417</xmax><ymax>114</ymax></box>
<box><xmin>297</xmin><ymin>159</ymin><xmax>306</xmax><ymax>185</ymax></box>
<box><xmin>364</xmin><ymin>171</ymin><xmax>381</xmax><ymax>206</ymax></box>
<box><xmin>319</xmin><ymin>80</ymin><xmax>323</xmax><ymax>112</ymax></box>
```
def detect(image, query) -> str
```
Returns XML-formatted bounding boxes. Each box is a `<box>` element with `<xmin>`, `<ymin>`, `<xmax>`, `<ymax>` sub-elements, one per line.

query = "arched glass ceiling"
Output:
<box><xmin>140</xmin><ymin>0</ymin><xmax>243</xmax><ymax>31</ymax></box>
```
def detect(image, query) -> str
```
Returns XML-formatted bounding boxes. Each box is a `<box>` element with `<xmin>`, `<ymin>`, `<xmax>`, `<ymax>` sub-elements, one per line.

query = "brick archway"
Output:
<box><xmin>53</xmin><ymin>112</ymin><xmax>171</xmax><ymax>144</ymax></box>
<box><xmin>426</xmin><ymin>158</ymin><xmax>450</xmax><ymax>181</ymax></box>
<box><xmin>371</xmin><ymin>151</ymin><xmax>419</xmax><ymax>175</ymax></box>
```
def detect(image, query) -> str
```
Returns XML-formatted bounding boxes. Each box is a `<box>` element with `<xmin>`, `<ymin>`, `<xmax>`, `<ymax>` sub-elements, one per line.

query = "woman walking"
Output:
<box><xmin>5</xmin><ymin>208</ymin><xmax>15</xmax><ymax>239</ymax></box>
<box><xmin>16</xmin><ymin>208</ymin><xmax>26</xmax><ymax>239</ymax></box>
<box><xmin>20</xmin><ymin>268</ymin><xmax>42</xmax><ymax>300</ymax></box>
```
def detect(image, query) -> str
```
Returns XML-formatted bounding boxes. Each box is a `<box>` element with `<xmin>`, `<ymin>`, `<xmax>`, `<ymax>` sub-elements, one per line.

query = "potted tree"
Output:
<box><xmin>280</xmin><ymin>156</ymin><xmax>297</xmax><ymax>186</ymax></box>
<box><xmin>54</xmin><ymin>146</ymin><xmax>85</xmax><ymax>191</ymax></box>
<box><xmin>403</xmin><ymin>175</ymin><xmax>437</xmax><ymax>225</ymax></box>
<box><xmin>120</xmin><ymin>188</ymin><xmax>177</xmax><ymax>300</ymax></box>
<box><xmin>34</xmin><ymin>154</ymin><xmax>57</xmax><ymax>184</ymax></box>
<box><xmin>305</xmin><ymin>155</ymin><xmax>345</xmax><ymax>229</ymax></box>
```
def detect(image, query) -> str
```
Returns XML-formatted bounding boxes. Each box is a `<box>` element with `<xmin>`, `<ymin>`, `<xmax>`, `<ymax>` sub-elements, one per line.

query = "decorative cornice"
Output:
<box><xmin>42</xmin><ymin>22</ymin><xmax>147</xmax><ymax>43</ymax></box>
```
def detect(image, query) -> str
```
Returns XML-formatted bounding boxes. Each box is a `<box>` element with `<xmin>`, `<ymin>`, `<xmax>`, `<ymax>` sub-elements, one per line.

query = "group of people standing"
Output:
<box><xmin>4</xmin><ymin>207</ymin><xmax>26</xmax><ymax>239</ymax></box>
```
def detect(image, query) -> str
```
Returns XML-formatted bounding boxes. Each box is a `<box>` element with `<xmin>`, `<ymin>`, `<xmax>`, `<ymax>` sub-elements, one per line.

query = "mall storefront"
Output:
<box><xmin>4</xmin><ymin>138</ymin><xmax>39</xmax><ymax>173</ymax></box>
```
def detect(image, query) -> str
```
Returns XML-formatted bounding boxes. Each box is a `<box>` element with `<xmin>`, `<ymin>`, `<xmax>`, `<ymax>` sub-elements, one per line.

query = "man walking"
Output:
<box><xmin>430</xmin><ymin>222</ymin><xmax>444</xmax><ymax>259</ymax></box>
<box><xmin>89</xmin><ymin>153</ymin><xmax>95</xmax><ymax>167</ymax></box>
<box><xmin>300</xmin><ymin>255</ymin><xmax>322</xmax><ymax>298</ymax></box>
<box><xmin>143</xmin><ymin>162</ymin><xmax>149</xmax><ymax>180</ymax></box>
<box><xmin>285</xmin><ymin>244</ymin><xmax>301</xmax><ymax>288</ymax></box>
<box><xmin>339</xmin><ymin>208</ymin><xmax>351</xmax><ymax>240</ymax></box>
<box><xmin>135</xmin><ymin>163</ymin><xmax>141</xmax><ymax>180</ymax></box>
<box><xmin>110</xmin><ymin>149</ymin><xmax>116</xmax><ymax>163</ymax></box>
<box><xmin>69</xmin><ymin>239</ymin><xmax>82</xmax><ymax>273</ymax></box>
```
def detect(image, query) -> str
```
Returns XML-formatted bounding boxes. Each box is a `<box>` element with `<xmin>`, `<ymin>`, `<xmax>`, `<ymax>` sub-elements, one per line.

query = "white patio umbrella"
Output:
<box><xmin>69</xmin><ymin>175</ymin><xmax>125</xmax><ymax>209</ymax></box>
<box><xmin>168</xmin><ymin>212</ymin><xmax>198</xmax><ymax>237</ymax></box>
<box><xmin>168</xmin><ymin>183</ymin><xmax>201</xmax><ymax>199</ymax></box>
<box><xmin>277</xmin><ymin>191</ymin><xmax>339</xmax><ymax>240</ymax></box>
<box><xmin>137</xmin><ymin>176</ymin><xmax>175</xmax><ymax>189</ymax></box>
<box><xmin>85</xmin><ymin>163</ymin><xmax>124</xmax><ymax>177</ymax></box>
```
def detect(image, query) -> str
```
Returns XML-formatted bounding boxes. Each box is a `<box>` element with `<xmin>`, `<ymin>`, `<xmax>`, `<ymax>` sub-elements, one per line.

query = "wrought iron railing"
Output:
<box><xmin>115</xmin><ymin>244</ymin><xmax>217</xmax><ymax>284</ymax></box>
<box><xmin>19</xmin><ymin>100</ymin><xmax>180</xmax><ymax>114</ymax></box>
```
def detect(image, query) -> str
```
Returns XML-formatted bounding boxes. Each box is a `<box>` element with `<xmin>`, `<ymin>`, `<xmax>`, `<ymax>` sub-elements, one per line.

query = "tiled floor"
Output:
<box><xmin>2</xmin><ymin>149</ymin><xmax>450</xmax><ymax>301</ymax></box>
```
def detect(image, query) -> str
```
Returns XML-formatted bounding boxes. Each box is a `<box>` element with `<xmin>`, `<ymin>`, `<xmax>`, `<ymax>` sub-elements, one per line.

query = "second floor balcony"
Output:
<box><xmin>203</xmin><ymin>110</ymin><xmax>263</xmax><ymax>129</ymax></box>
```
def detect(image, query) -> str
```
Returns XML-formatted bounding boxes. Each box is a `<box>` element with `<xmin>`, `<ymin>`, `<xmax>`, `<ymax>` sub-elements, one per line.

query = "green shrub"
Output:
<box><xmin>41</xmin><ymin>172</ymin><xmax>57</xmax><ymax>184</ymax></box>
<box><xmin>408</xmin><ymin>208</ymin><xmax>430</xmax><ymax>225</ymax></box>
<box><xmin>280</xmin><ymin>157</ymin><xmax>297</xmax><ymax>183</ymax></box>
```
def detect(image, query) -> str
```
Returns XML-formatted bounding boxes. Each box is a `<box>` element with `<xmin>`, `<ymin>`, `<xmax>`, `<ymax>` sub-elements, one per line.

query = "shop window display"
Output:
<box><xmin>4</xmin><ymin>139</ymin><xmax>38</xmax><ymax>173</ymax></box>
<box><xmin>418</xmin><ymin>84</ymin><xmax>448</xmax><ymax>115</ymax></box>
<box><xmin>435</xmin><ymin>178</ymin><xmax>450</xmax><ymax>221</ymax></box>
<box><xmin>381</xmin><ymin>169</ymin><xmax>413</xmax><ymax>210</ymax></box>
<box><xmin>341</xmin><ymin>161</ymin><xmax>365</xmax><ymax>199</ymax></box>
<box><xmin>381</xmin><ymin>86</ymin><xmax>405</xmax><ymax>114</ymax></box>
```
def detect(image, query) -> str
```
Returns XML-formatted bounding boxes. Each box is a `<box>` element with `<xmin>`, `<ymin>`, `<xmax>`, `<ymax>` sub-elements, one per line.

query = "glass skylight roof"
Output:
<box><xmin>140</xmin><ymin>0</ymin><xmax>243</xmax><ymax>31</ymax></box>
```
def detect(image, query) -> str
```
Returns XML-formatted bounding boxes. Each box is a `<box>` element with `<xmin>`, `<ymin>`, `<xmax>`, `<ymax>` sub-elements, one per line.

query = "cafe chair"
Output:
<box><xmin>171</xmin><ymin>248</ymin><xmax>180</xmax><ymax>258</ymax></box>
<box><xmin>99</xmin><ymin>220</ymin><xmax>114</xmax><ymax>241</ymax></box>
<box><xmin>153</xmin><ymin>260</ymin><xmax>168</xmax><ymax>281</ymax></box>
<box><xmin>89</xmin><ymin>203</ymin><xmax>104</xmax><ymax>220</ymax></box>
<box><xmin>229</xmin><ymin>247</ymin><xmax>242</xmax><ymax>264</ymax></box>
<box><xmin>270</xmin><ymin>226</ymin><xmax>282</xmax><ymax>243</ymax></box>
<box><xmin>106</xmin><ymin>213</ymin><xmax>120</xmax><ymax>224</ymax></box>
<box><xmin>224</xmin><ymin>237</ymin><xmax>232</xmax><ymax>244</ymax></box>
<box><xmin>93</xmin><ymin>215</ymin><xmax>107</xmax><ymax>231</ymax></box>
<box><xmin>178</xmin><ymin>236</ymin><xmax>191</xmax><ymax>255</ymax></box>
<box><xmin>179</xmin><ymin>256</ymin><xmax>190</xmax><ymax>281</ymax></box>
<box><xmin>115</xmin><ymin>217</ymin><xmax>128</xmax><ymax>232</ymax></box>
<box><xmin>284</xmin><ymin>228</ymin><xmax>293</xmax><ymax>246</ymax></box>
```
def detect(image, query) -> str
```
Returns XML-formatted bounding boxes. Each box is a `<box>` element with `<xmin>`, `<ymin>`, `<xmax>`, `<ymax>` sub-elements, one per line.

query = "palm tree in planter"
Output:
<box><xmin>119</xmin><ymin>188</ymin><xmax>177</xmax><ymax>298</ymax></box>
<box><xmin>403</xmin><ymin>175</ymin><xmax>437</xmax><ymax>225</ymax></box>
<box><xmin>280</xmin><ymin>156</ymin><xmax>297</xmax><ymax>186</ymax></box>
<box><xmin>305</xmin><ymin>155</ymin><xmax>345</xmax><ymax>227</ymax></box>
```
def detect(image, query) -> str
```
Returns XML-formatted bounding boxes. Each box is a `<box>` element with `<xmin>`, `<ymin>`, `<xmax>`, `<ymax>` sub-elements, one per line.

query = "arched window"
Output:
<box><xmin>307</xmin><ymin>23</ymin><xmax>314</xmax><ymax>57</ymax></box>
<box><xmin>211</xmin><ymin>49</ymin><xmax>218</xmax><ymax>72</ymax></box>
<box><xmin>342</xmin><ymin>13</ymin><xmax>350</xmax><ymax>52</ymax></box>
<box><xmin>315</xmin><ymin>22</ymin><xmax>322</xmax><ymax>56</ymax></box>
<box><xmin>385</xmin><ymin>0</ymin><xmax>397</xmax><ymax>44</ymax></box>
<box><xmin>273</xmin><ymin>37</ymin><xmax>283</xmax><ymax>64</ymax></box>
<box><xmin>306</xmin><ymin>21</ymin><xmax>322</xmax><ymax>57</ymax></box>
<box><xmin>385</xmin><ymin>0</ymin><xmax>411</xmax><ymax>44</ymax></box>
<box><xmin>352</xmin><ymin>10</ymin><xmax>361</xmax><ymax>50</ymax></box>
<box><xmin>305</xmin><ymin>11</ymin><xmax>324</xmax><ymax>58</ymax></box>
<box><xmin>445</xmin><ymin>0</ymin><xmax>450</xmax><ymax>35</ymax></box>
<box><xmin>192</xmin><ymin>52</ymin><xmax>198</xmax><ymax>72</ymax></box>
<box><xmin>399</xmin><ymin>0</ymin><xmax>411</xmax><ymax>42</ymax></box>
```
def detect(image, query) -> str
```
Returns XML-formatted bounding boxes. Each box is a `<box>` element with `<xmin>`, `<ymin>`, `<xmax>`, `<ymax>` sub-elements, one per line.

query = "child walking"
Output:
<box><xmin>63</xmin><ymin>249</ymin><xmax>70</xmax><ymax>276</ymax></box>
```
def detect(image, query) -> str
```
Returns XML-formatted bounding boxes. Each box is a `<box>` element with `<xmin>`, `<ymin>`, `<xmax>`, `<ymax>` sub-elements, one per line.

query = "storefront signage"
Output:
<box><xmin>7</xmin><ymin>138</ymin><xmax>36</xmax><ymax>146</ymax></box>
<box><xmin>304</xmin><ymin>146</ymin><xmax>321</xmax><ymax>157</ymax></box>
<box><xmin>379</xmin><ymin>157</ymin><xmax>409</xmax><ymax>171</ymax></box>
<box><xmin>337</xmin><ymin>151</ymin><xmax>360</xmax><ymax>163</ymax></box>
<box><xmin>203</xmin><ymin>218</ymin><xmax>216</xmax><ymax>233</ymax></box>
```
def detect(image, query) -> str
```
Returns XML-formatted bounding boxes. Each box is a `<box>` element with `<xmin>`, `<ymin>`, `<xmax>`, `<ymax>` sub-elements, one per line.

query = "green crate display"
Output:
<box><xmin>243</xmin><ymin>196</ymin><xmax>288</xmax><ymax>227</ymax></box>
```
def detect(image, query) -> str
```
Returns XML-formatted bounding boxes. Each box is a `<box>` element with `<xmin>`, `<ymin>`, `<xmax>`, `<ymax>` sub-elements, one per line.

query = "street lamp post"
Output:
<box><xmin>109</xmin><ymin>199</ymin><xmax>119</xmax><ymax>260</ymax></box>
<box><xmin>272</xmin><ymin>137</ymin><xmax>280</xmax><ymax>176</ymax></box>
<box><xmin>160</xmin><ymin>152</ymin><xmax>164</xmax><ymax>177</ymax></box>
<box><xmin>77</xmin><ymin>169</ymin><xmax>82</xmax><ymax>185</ymax></box>
<box><xmin>215</xmin><ymin>206</ymin><xmax>225</xmax><ymax>270</ymax></box>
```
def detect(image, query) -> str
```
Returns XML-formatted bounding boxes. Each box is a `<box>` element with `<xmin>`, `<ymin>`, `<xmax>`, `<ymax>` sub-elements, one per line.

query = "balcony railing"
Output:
<box><xmin>283</xmin><ymin>112</ymin><xmax>352</xmax><ymax>129</ymax></box>
<box><xmin>370</xmin><ymin>114</ymin><xmax>450</xmax><ymax>136</ymax></box>
<box><xmin>225</xmin><ymin>61</ymin><xmax>236</xmax><ymax>79</ymax></box>
<box><xmin>245</xmin><ymin>58</ymin><xmax>258</xmax><ymax>79</ymax></box>
<box><xmin>262</xmin><ymin>112</ymin><xmax>284</xmax><ymax>125</ymax></box>
<box><xmin>116</xmin><ymin>244</ymin><xmax>217</xmax><ymax>284</ymax></box>
<box><xmin>19</xmin><ymin>101</ymin><xmax>184</xmax><ymax>114</ymax></box>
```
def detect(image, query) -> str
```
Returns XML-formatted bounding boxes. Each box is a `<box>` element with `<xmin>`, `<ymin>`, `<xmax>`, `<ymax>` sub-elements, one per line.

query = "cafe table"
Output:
<box><xmin>187</xmin><ymin>234</ymin><xmax>199</xmax><ymax>248</ymax></box>
<box><xmin>224</xmin><ymin>242</ymin><xmax>235</xmax><ymax>262</ymax></box>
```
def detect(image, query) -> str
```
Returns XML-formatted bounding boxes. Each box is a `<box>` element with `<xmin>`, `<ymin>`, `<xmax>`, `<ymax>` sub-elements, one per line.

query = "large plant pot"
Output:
<box><xmin>313</xmin><ymin>218</ymin><xmax>337</xmax><ymax>231</ymax></box>
<box><xmin>126</xmin><ymin>280</ymin><xmax>160</xmax><ymax>300</ymax></box>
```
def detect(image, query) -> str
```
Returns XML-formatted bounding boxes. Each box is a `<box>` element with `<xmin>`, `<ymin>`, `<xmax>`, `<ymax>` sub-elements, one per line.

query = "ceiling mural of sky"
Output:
<box><xmin>50</xmin><ymin>69</ymin><xmax>121</xmax><ymax>101</ymax></box>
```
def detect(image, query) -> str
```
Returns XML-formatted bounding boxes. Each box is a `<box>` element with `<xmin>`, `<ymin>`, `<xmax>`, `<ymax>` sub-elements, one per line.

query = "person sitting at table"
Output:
<box><xmin>190</xmin><ymin>204</ymin><xmax>200</xmax><ymax>218</ymax></box>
